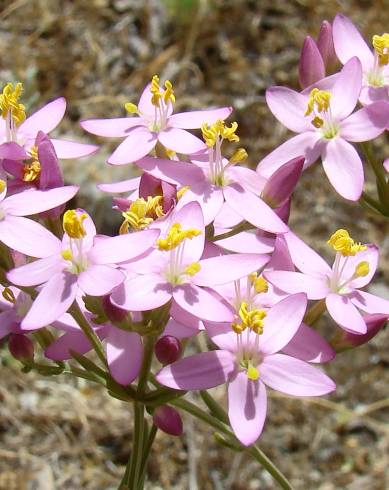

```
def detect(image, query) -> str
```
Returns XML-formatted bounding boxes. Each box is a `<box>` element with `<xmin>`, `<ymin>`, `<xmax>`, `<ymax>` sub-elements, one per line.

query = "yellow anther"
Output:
<box><xmin>311</xmin><ymin>116</ymin><xmax>324</xmax><ymax>128</ymax></box>
<box><xmin>63</xmin><ymin>210</ymin><xmax>88</xmax><ymax>239</ymax></box>
<box><xmin>238</xmin><ymin>301</ymin><xmax>267</xmax><ymax>333</ymax></box>
<box><xmin>2</xmin><ymin>287</ymin><xmax>16</xmax><ymax>304</ymax></box>
<box><xmin>0</xmin><ymin>82</ymin><xmax>26</xmax><ymax>126</ymax></box>
<box><xmin>124</xmin><ymin>102</ymin><xmax>138</xmax><ymax>114</ymax></box>
<box><xmin>372</xmin><ymin>34</ymin><xmax>389</xmax><ymax>66</ymax></box>
<box><xmin>177</xmin><ymin>185</ymin><xmax>190</xmax><ymax>200</ymax></box>
<box><xmin>23</xmin><ymin>161</ymin><xmax>41</xmax><ymax>182</ymax></box>
<box><xmin>249</xmin><ymin>273</ymin><xmax>269</xmax><ymax>294</ymax></box>
<box><xmin>247</xmin><ymin>365</ymin><xmax>259</xmax><ymax>381</ymax></box>
<box><xmin>327</xmin><ymin>229</ymin><xmax>367</xmax><ymax>256</ymax></box>
<box><xmin>355</xmin><ymin>261</ymin><xmax>370</xmax><ymax>277</ymax></box>
<box><xmin>185</xmin><ymin>262</ymin><xmax>201</xmax><ymax>276</ymax></box>
<box><xmin>201</xmin><ymin>119</ymin><xmax>239</xmax><ymax>148</ymax></box>
<box><xmin>165</xmin><ymin>148</ymin><xmax>176</xmax><ymax>159</ymax></box>
<box><xmin>230</xmin><ymin>147</ymin><xmax>248</xmax><ymax>164</ymax></box>
<box><xmin>305</xmin><ymin>88</ymin><xmax>331</xmax><ymax>116</ymax></box>
<box><xmin>150</xmin><ymin>75</ymin><xmax>163</xmax><ymax>107</ymax></box>
<box><xmin>120</xmin><ymin>196</ymin><xmax>164</xmax><ymax>232</ymax></box>
<box><xmin>231</xmin><ymin>322</ymin><xmax>246</xmax><ymax>334</ymax></box>
<box><xmin>163</xmin><ymin>80</ymin><xmax>175</xmax><ymax>104</ymax></box>
<box><xmin>0</xmin><ymin>179</ymin><xmax>6</xmax><ymax>193</ymax></box>
<box><xmin>157</xmin><ymin>223</ymin><xmax>202</xmax><ymax>251</ymax></box>
<box><xmin>61</xmin><ymin>249</ymin><xmax>73</xmax><ymax>261</ymax></box>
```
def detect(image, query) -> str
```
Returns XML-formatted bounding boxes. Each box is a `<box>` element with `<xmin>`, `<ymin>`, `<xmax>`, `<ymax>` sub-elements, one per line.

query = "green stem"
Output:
<box><xmin>200</xmin><ymin>390</ymin><xmax>229</xmax><ymax>424</ymax></box>
<box><xmin>360</xmin><ymin>191</ymin><xmax>388</xmax><ymax>216</ymax></box>
<box><xmin>361</xmin><ymin>142</ymin><xmax>389</xmax><ymax>208</ymax></box>
<box><xmin>137</xmin><ymin>424</ymin><xmax>158</xmax><ymax>490</ymax></box>
<box><xmin>304</xmin><ymin>299</ymin><xmax>326</xmax><ymax>325</ymax></box>
<box><xmin>210</xmin><ymin>221</ymin><xmax>254</xmax><ymax>242</ymax></box>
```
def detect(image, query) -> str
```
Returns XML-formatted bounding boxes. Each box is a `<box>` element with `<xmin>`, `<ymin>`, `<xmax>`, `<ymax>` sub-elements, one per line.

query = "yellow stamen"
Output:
<box><xmin>124</xmin><ymin>102</ymin><xmax>138</xmax><ymax>114</ymax></box>
<box><xmin>305</xmin><ymin>88</ymin><xmax>331</xmax><ymax>117</ymax></box>
<box><xmin>231</xmin><ymin>322</ymin><xmax>246</xmax><ymax>334</ymax></box>
<box><xmin>184</xmin><ymin>262</ymin><xmax>201</xmax><ymax>276</ymax></box>
<box><xmin>0</xmin><ymin>82</ymin><xmax>26</xmax><ymax>126</ymax></box>
<box><xmin>120</xmin><ymin>196</ymin><xmax>164</xmax><ymax>232</ymax></box>
<box><xmin>63</xmin><ymin>210</ymin><xmax>88</xmax><ymax>239</ymax></box>
<box><xmin>61</xmin><ymin>249</ymin><xmax>73</xmax><ymax>261</ymax></box>
<box><xmin>311</xmin><ymin>116</ymin><xmax>324</xmax><ymax>128</ymax></box>
<box><xmin>2</xmin><ymin>287</ymin><xmax>16</xmax><ymax>304</ymax></box>
<box><xmin>201</xmin><ymin>120</ymin><xmax>239</xmax><ymax>148</ymax></box>
<box><xmin>355</xmin><ymin>261</ymin><xmax>370</xmax><ymax>277</ymax></box>
<box><xmin>249</xmin><ymin>273</ymin><xmax>269</xmax><ymax>294</ymax></box>
<box><xmin>157</xmin><ymin>223</ymin><xmax>202</xmax><ymax>251</ymax></box>
<box><xmin>238</xmin><ymin>301</ymin><xmax>267</xmax><ymax>334</ymax></box>
<box><xmin>163</xmin><ymin>80</ymin><xmax>175</xmax><ymax>104</ymax></box>
<box><xmin>165</xmin><ymin>148</ymin><xmax>176</xmax><ymax>159</ymax></box>
<box><xmin>0</xmin><ymin>179</ymin><xmax>6</xmax><ymax>193</ymax></box>
<box><xmin>23</xmin><ymin>161</ymin><xmax>41</xmax><ymax>182</ymax></box>
<box><xmin>372</xmin><ymin>34</ymin><xmax>389</xmax><ymax>66</ymax></box>
<box><xmin>327</xmin><ymin>229</ymin><xmax>367</xmax><ymax>256</ymax></box>
<box><xmin>177</xmin><ymin>186</ymin><xmax>190</xmax><ymax>200</ymax></box>
<box><xmin>230</xmin><ymin>147</ymin><xmax>248</xmax><ymax>164</ymax></box>
<box><xmin>247</xmin><ymin>365</ymin><xmax>259</xmax><ymax>381</ymax></box>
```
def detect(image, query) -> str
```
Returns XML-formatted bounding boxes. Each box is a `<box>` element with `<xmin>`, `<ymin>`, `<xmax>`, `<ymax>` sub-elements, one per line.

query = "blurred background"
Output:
<box><xmin>0</xmin><ymin>0</ymin><xmax>388</xmax><ymax>488</ymax></box>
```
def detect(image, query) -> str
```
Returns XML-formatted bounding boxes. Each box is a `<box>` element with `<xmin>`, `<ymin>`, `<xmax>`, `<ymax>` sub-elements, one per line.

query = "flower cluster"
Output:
<box><xmin>1</xmin><ymin>13</ymin><xmax>389</xmax><ymax>488</ymax></box>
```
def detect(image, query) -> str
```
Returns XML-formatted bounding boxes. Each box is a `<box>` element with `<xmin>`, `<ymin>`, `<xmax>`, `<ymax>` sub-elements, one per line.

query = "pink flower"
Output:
<box><xmin>7</xmin><ymin>210</ymin><xmax>159</xmax><ymax>329</ymax></box>
<box><xmin>265</xmin><ymin>230</ymin><xmax>389</xmax><ymax>334</ymax></box>
<box><xmin>333</xmin><ymin>14</ymin><xmax>389</xmax><ymax>105</ymax></box>
<box><xmin>81</xmin><ymin>75</ymin><xmax>232</xmax><ymax>165</ymax></box>
<box><xmin>258</xmin><ymin>57</ymin><xmax>389</xmax><ymax>200</ymax></box>
<box><xmin>157</xmin><ymin>293</ymin><xmax>335</xmax><ymax>446</ymax></box>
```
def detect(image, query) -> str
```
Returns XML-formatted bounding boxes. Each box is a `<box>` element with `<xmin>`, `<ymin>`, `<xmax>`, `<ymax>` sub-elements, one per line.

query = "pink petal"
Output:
<box><xmin>0</xmin><ymin>142</ymin><xmax>28</xmax><ymax>160</ymax></box>
<box><xmin>350</xmin><ymin>290</ymin><xmax>389</xmax><ymax>315</ymax></box>
<box><xmin>264</xmin><ymin>271</ymin><xmax>329</xmax><ymax>300</ymax></box>
<box><xmin>332</xmin><ymin>14</ymin><xmax>374</xmax><ymax>69</ymax></box>
<box><xmin>340</xmin><ymin>102</ymin><xmax>389</xmax><ymax>142</ymax></box>
<box><xmin>156</xmin><ymin>350</ymin><xmax>235</xmax><ymax>390</ymax></box>
<box><xmin>163</xmin><ymin>318</ymin><xmax>200</xmax><ymax>338</ymax></box>
<box><xmin>224</xmin><ymin>183</ymin><xmax>288</xmax><ymax>234</ymax></box>
<box><xmin>106</xmin><ymin>328</ymin><xmax>143</xmax><ymax>385</ymax></box>
<box><xmin>228</xmin><ymin>373</ymin><xmax>267</xmax><ymax>446</ymax></box>
<box><xmin>195</xmin><ymin>253</ymin><xmax>269</xmax><ymax>287</ymax></box>
<box><xmin>0</xmin><ymin>310</ymin><xmax>18</xmax><ymax>339</ymax></box>
<box><xmin>177</xmin><ymin>184</ymin><xmax>224</xmax><ymax>226</ymax></box>
<box><xmin>257</xmin><ymin>132</ymin><xmax>323</xmax><ymax>178</ymax></box>
<box><xmin>45</xmin><ymin>331</ymin><xmax>93</xmax><ymax>360</ymax></box>
<box><xmin>80</xmin><ymin>117</ymin><xmax>144</xmax><ymax>137</ymax></box>
<box><xmin>137</xmin><ymin>83</ymin><xmax>155</xmax><ymax>117</ymax></box>
<box><xmin>384</xmin><ymin>159</ymin><xmax>389</xmax><ymax>173</ymax></box>
<box><xmin>0</xmin><ymin>216</ymin><xmax>62</xmax><ymax>258</ymax></box>
<box><xmin>111</xmin><ymin>274</ymin><xmax>172</xmax><ymax>311</ymax></box>
<box><xmin>360</xmin><ymin>85</ymin><xmax>389</xmax><ymax>105</ymax></box>
<box><xmin>216</xmin><ymin>231</ymin><xmax>275</xmax><ymax>254</ymax></box>
<box><xmin>18</xmin><ymin>98</ymin><xmax>66</xmax><ymax>136</ymax></box>
<box><xmin>283</xmin><ymin>231</ymin><xmax>332</xmax><ymax>276</ymax></box>
<box><xmin>260</xmin><ymin>353</ymin><xmax>336</xmax><ymax>396</ymax></box>
<box><xmin>260</xmin><ymin>293</ymin><xmax>307</xmax><ymax>355</ymax></box>
<box><xmin>266</xmin><ymin>235</ymin><xmax>294</xmax><ymax>271</ymax></box>
<box><xmin>98</xmin><ymin>177</ymin><xmax>141</xmax><ymax>193</ymax></box>
<box><xmin>7</xmin><ymin>255</ymin><xmax>63</xmax><ymax>287</ymax></box>
<box><xmin>89</xmin><ymin>229</ymin><xmax>159</xmax><ymax>264</ymax></box>
<box><xmin>266</xmin><ymin>87</ymin><xmax>310</xmax><ymax>133</ymax></box>
<box><xmin>322</xmin><ymin>138</ymin><xmax>364</xmax><ymax>201</ymax></box>
<box><xmin>3</xmin><ymin>186</ymin><xmax>78</xmax><ymax>216</ymax></box>
<box><xmin>78</xmin><ymin>265</ymin><xmax>124</xmax><ymax>296</ymax></box>
<box><xmin>136</xmin><ymin>155</ymin><xmax>205</xmax><ymax>186</ymax></box>
<box><xmin>173</xmin><ymin>284</ymin><xmax>234</xmax><ymax>322</ymax></box>
<box><xmin>338</xmin><ymin>245</ymin><xmax>378</xmax><ymax>289</ymax></box>
<box><xmin>205</xmin><ymin>322</ymin><xmax>238</xmax><ymax>352</ymax></box>
<box><xmin>170</xmin><ymin>301</ymin><xmax>204</xmax><ymax>331</ymax></box>
<box><xmin>299</xmin><ymin>36</ymin><xmax>326</xmax><ymax>89</ymax></box>
<box><xmin>168</xmin><ymin>107</ymin><xmax>232</xmax><ymax>129</ymax></box>
<box><xmin>326</xmin><ymin>293</ymin><xmax>367</xmax><ymax>333</ymax></box>
<box><xmin>21</xmin><ymin>272</ymin><xmax>78</xmax><ymax>330</ymax></box>
<box><xmin>227</xmin><ymin>165</ymin><xmax>267</xmax><ymax>195</ymax></box>
<box><xmin>50</xmin><ymin>139</ymin><xmax>99</xmax><ymax>159</ymax></box>
<box><xmin>108</xmin><ymin>127</ymin><xmax>157</xmax><ymax>165</ymax></box>
<box><xmin>158</xmin><ymin>127</ymin><xmax>206</xmax><ymax>154</ymax></box>
<box><xmin>282</xmin><ymin>323</ymin><xmax>335</xmax><ymax>363</ymax></box>
<box><xmin>330</xmin><ymin>57</ymin><xmax>362</xmax><ymax>120</ymax></box>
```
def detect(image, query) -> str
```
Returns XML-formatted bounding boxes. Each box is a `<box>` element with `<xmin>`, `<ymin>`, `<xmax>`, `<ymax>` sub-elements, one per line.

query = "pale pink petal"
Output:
<box><xmin>136</xmin><ymin>155</ymin><xmax>205</xmax><ymax>186</ymax></box>
<box><xmin>89</xmin><ymin>229</ymin><xmax>159</xmax><ymax>264</ymax></box>
<box><xmin>173</xmin><ymin>284</ymin><xmax>234</xmax><ymax>322</ymax></box>
<box><xmin>331</xmin><ymin>57</ymin><xmax>362</xmax><ymax>120</ymax></box>
<box><xmin>322</xmin><ymin>138</ymin><xmax>364</xmax><ymax>201</ymax></box>
<box><xmin>260</xmin><ymin>293</ymin><xmax>307</xmax><ymax>355</ymax></box>
<box><xmin>195</xmin><ymin>254</ymin><xmax>269</xmax><ymax>287</ymax></box>
<box><xmin>18</xmin><ymin>98</ymin><xmax>66</xmax><ymax>136</ymax></box>
<box><xmin>98</xmin><ymin>177</ymin><xmax>141</xmax><ymax>193</ymax></box>
<box><xmin>170</xmin><ymin>302</ymin><xmax>204</xmax><ymax>331</ymax></box>
<box><xmin>0</xmin><ymin>310</ymin><xmax>18</xmax><ymax>339</ymax></box>
<box><xmin>106</xmin><ymin>329</ymin><xmax>143</xmax><ymax>385</ymax></box>
<box><xmin>260</xmin><ymin>353</ymin><xmax>336</xmax><ymax>396</ymax></box>
<box><xmin>338</xmin><ymin>245</ymin><xmax>378</xmax><ymax>289</ymax></box>
<box><xmin>326</xmin><ymin>293</ymin><xmax>367</xmax><ymax>333</ymax></box>
<box><xmin>360</xmin><ymin>86</ymin><xmax>389</xmax><ymax>105</ymax></box>
<box><xmin>224</xmin><ymin>183</ymin><xmax>288</xmax><ymax>234</ymax></box>
<box><xmin>266</xmin><ymin>87</ymin><xmax>310</xmax><ymax>133</ymax></box>
<box><xmin>266</xmin><ymin>235</ymin><xmax>294</xmax><ymax>271</ymax></box>
<box><xmin>283</xmin><ymin>231</ymin><xmax>332</xmax><ymax>276</ymax></box>
<box><xmin>111</xmin><ymin>274</ymin><xmax>172</xmax><ymax>311</ymax></box>
<box><xmin>21</xmin><ymin>272</ymin><xmax>78</xmax><ymax>330</ymax></box>
<box><xmin>350</xmin><ymin>290</ymin><xmax>389</xmax><ymax>315</ymax></box>
<box><xmin>216</xmin><ymin>231</ymin><xmax>275</xmax><ymax>254</ymax></box>
<box><xmin>50</xmin><ymin>139</ymin><xmax>98</xmax><ymax>158</ymax></box>
<box><xmin>163</xmin><ymin>318</ymin><xmax>200</xmax><ymax>338</ymax></box>
<box><xmin>228</xmin><ymin>374</ymin><xmax>267</xmax><ymax>446</ymax></box>
<box><xmin>205</xmin><ymin>322</ymin><xmax>238</xmax><ymax>352</ymax></box>
<box><xmin>108</xmin><ymin>127</ymin><xmax>157</xmax><ymax>165</ymax></box>
<box><xmin>213</xmin><ymin>202</ymin><xmax>242</xmax><ymax>229</ymax></box>
<box><xmin>80</xmin><ymin>117</ymin><xmax>144</xmax><ymax>137</ymax></box>
<box><xmin>137</xmin><ymin>83</ymin><xmax>154</xmax><ymax>117</ymax></box>
<box><xmin>0</xmin><ymin>216</ymin><xmax>62</xmax><ymax>258</ymax></box>
<box><xmin>226</xmin><ymin>166</ymin><xmax>267</xmax><ymax>195</ymax></box>
<box><xmin>78</xmin><ymin>265</ymin><xmax>124</xmax><ymax>296</ymax></box>
<box><xmin>332</xmin><ymin>14</ymin><xmax>374</xmax><ymax>69</ymax></box>
<box><xmin>257</xmin><ymin>132</ymin><xmax>323</xmax><ymax>178</ymax></box>
<box><xmin>45</xmin><ymin>331</ymin><xmax>93</xmax><ymax>360</ymax></box>
<box><xmin>282</xmin><ymin>323</ymin><xmax>335</xmax><ymax>363</ymax></box>
<box><xmin>7</xmin><ymin>255</ymin><xmax>63</xmax><ymax>287</ymax></box>
<box><xmin>156</xmin><ymin>350</ymin><xmax>235</xmax><ymax>390</ymax></box>
<box><xmin>168</xmin><ymin>107</ymin><xmax>232</xmax><ymax>129</ymax></box>
<box><xmin>340</xmin><ymin>103</ymin><xmax>389</xmax><ymax>142</ymax></box>
<box><xmin>264</xmin><ymin>271</ymin><xmax>329</xmax><ymax>300</ymax></box>
<box><xmin>158</xmin><ymin>127</ymin><xmax>206</xmax><ymax>154</ymax></box>
<box><xmin>177</xmin><ymin>184</ymin><xmax>224</xmax><ymax>226</ymax></box>
<box><xmin>3</xmin><ymin>186</ymin><xmax>78</xmax><ymax>216</ymax></box>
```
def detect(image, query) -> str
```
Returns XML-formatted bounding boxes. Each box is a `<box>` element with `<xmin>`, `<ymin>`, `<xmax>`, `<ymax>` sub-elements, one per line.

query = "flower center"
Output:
<box><xmin>0</xmin><ymin>82</ymin><xmax>26</xmax><ymax>142</ymax></box>
<box><xmin>23</xmin><ymin>146</ymin><xmax>41</xmax><ymax>182</ymax></box>
<box><xmin>119</xmin><ymin>196</ymin><xmax>164</xmax><ymax>233</ymax></box>
<box><xmin>327</xmin><ymin>229</ymin><xmax>366</xmax><ymax>257</ymax></box>
<box><xmin>61</xmin><ymin>210</ymin><xmax>89</xmax><ymax>274</ymax></box>
<box><xmin>366</xmin><ymin>34</ymin><xmax>389</xmax><ymax>87</ymax></box>
<box><xmin>305</xmin><ymin>88</ymin><xmax>339</xmax><ymax>139</ymax></box>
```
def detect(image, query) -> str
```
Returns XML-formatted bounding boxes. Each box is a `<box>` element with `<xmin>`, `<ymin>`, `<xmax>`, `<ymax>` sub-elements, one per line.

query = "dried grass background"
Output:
<box><xmin>0</xmin><ymin>0</ymin><xmax>388</xmax><ymax>489</ymax></box>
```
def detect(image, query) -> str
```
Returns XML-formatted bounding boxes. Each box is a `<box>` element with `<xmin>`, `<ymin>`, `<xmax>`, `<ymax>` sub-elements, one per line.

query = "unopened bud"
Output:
<box><xmin>155</xmin><ymin>335</ymin><xmax>182</xmax><ymax>365</ymax></box>
<box><xmin>333</xmin><ymin>314</ymin><xmax>387</xmax><ymax>351</ymax></box>
<box><xmin>102</xmin><ymin>295</ymin><xmax>128</xmax><ymax>323</ymax></box>
<box><xmin>317</xmin><ymin>20</ymin><xmax>337</xmax><ymax>71</ymax></box>
<box><xmin>153</xmin><ymin>405</ymin><xmax>183</xmax><ymax>436</ymax></box>
<box><xmin>299</xmin><ymin>36</ymin><xmax>325</xmax><ymax>88</ymax></box>
<box><xmin>8</xmin><ymin>334</ymin><xmax>34</xmax><ymax>362</ymax></box>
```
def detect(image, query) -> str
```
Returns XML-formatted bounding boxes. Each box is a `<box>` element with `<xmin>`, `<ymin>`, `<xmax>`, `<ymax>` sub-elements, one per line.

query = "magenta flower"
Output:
<box><xmin>7</xmin><ymin>210</ymin><xmax>159</xmax><ymax>329</ymax></box>
<box><xmin>157</xmin><ymin>293</ymin><xmax>335</xmax><ymax>446</ymax></box>
<box><xmin>81</xmin><ymin>75</ymin><xmax>232</xmax><ymax>165</ymax></box>
<box><xmin>265</xmin><ymin>230</ymin><xmax>389</xmax><ymax>334</ymax></box>
<box><xmin>333</xmin><ymin>14</ymin><xmax>389</xmax><ymax>105</ymax></box>
<box><xmin>258</xmin><ymin>57</ymin><xmax>389</xmax><ymax>200</ymax></box>
<box><xmin>111</xmin><ymin>201</ymin><xmax>270</xmax><ymax>322</ymax></box>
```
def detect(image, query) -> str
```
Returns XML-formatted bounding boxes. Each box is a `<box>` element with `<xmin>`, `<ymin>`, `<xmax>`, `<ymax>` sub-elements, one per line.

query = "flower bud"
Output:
<box><xmin>102</xmin><ymin>295</ymin><xmax>127</xmax><ymax>323</ymax></box>
<box><xmin>8</xmin><ymin>334</ymin><xmax>34</xmax><ymax>362</ymax></box>
<box><xmin>153</xmin><ymin>405</ymin><xmax>183</xmax><ymax>436</ymax></box>
<box><xmin>334</xmin><ymin>314</ymin><xmax>388</xmax><ymax>350</ymax></box>
<box><xmin>299</xmin><ymin>36</ymin><xmax>325</xmax><ymax>88</ymax></box>
<box><xmin>155</xmin><ymin>335</ymin><xmax>182</xmax><ymax>365</ymax></box>
<box><xmin>317</xmin><ymin>20</ymin><xmax>337</xmax><ymax>71</ymax></box>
